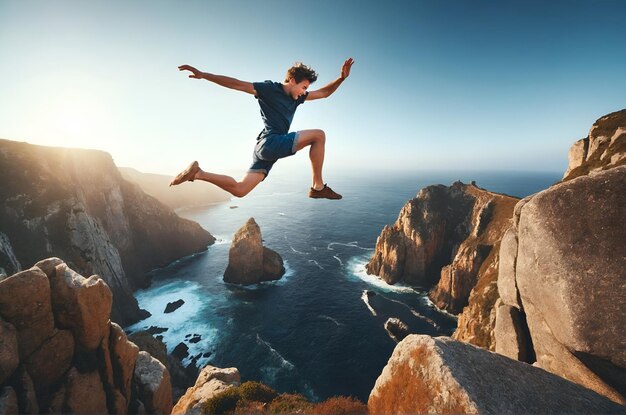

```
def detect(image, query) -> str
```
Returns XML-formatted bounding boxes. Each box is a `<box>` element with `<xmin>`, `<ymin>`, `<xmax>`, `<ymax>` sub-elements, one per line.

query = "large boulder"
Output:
<box><xmin>368</xmin><ymin>335</ymin><xmax>626</xmax><ymax>414</ymax></box>
<box><xmin>47</xmin><ymin>262</ymin><xmax>112</xmax><ymax>351</ymax></box>
<box><xmin>224</xmin><ymin>218</ymin><xmax>285</xmax><ymax>285</ymax></box>
<box><xmin>496</xmin><ymin>166</ymin><xmax>626</xmax><ymax>403</ymax></box>
<box><xmin>0</xmin><ymin>267</ymin><xmax>55</xmax><ymax>359</ymax></box>
<box><xmin>133</xmin><ymin>351</ymin><xmax>173</xmax><ymax>415</ymax></box>
<box><xmin>172</xmin><ymin>365</ymin><xmax>241</xmax><ymax>415</ymax></box>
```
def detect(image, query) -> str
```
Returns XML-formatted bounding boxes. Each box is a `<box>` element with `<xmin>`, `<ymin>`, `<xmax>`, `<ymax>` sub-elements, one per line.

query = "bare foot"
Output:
<box><xmin>169</xmin><ymin>161</ymin><xmax>200</xmax><ymax>186</ymax></box>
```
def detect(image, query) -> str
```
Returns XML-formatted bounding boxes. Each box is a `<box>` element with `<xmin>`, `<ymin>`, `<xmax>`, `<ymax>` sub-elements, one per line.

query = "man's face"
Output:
<box><xmin>288</xmin><ymin>78</ymin><xmax>310</xmax><ymax>100</ymax></box>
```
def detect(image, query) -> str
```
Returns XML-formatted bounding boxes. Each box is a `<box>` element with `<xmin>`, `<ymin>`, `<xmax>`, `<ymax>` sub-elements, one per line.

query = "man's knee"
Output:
<box><xmin>314</xmin><ymin>129</ymin><xmax>326</xmax><ymax>143</ymax></box>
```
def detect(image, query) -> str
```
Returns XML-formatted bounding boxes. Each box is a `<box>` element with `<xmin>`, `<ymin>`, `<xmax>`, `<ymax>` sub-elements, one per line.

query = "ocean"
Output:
<box><xmin>125</xmin><ymin>169</ymin><xmax>561</xmax><ymax>402</ymax></box>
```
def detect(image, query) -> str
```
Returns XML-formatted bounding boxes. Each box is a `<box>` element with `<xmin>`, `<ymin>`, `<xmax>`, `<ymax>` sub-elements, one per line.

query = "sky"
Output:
<box><xmin>1</xmin><ymin>0</ymin><xmax>625</xmax><ymax>177</ymax></box>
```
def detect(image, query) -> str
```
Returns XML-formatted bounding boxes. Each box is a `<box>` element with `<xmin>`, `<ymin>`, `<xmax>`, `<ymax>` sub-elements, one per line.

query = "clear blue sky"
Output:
<box><xmin>1</xmin><ymin>0</ymin><xmax>625</xmax><ymax>177</ymax></box>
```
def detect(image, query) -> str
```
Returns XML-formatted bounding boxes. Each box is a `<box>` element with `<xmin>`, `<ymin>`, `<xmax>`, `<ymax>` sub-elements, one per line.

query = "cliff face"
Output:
<box><xmin>0</xmin><ymin>259</ymin><xmax>173</xmax><ymax>414</ymax></box>
<box><xmin>366</xmin><ymin>181</ymin><xmax>517</xmax><ymax>321</ymax></box>
<box><xmin>0</xmin><ymin>139</ymin><xmax>214</xmax><ymax>325</ymax></box>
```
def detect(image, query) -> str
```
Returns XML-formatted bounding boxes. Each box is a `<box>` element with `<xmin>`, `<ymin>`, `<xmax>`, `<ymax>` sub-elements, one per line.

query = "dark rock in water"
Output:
<box><xmin>164</xmin><ymin>299</ymin><xmax>185</xmax><ymax>314</ymax></box>
<box><xmin>230</xmin><ymin>206</ymin><xmax>238</xmax><ymax>209</ymax></box>
<box><xmin>147</xmin><ymin>326</ymin><xmax>168</xmax><ymax>335</ymax></box>
<box><xmin>156</xmin><ymin>335</ymin><xmax>163</xmax><ymax>342</ymax></box>
<box><xmin>172</xmin><ymin>343</ymin><xmax>189</xmax><ymax>360</ymax></box>
<box><xmin>384</xmin><ymin>318</ymin><xmax>411</xmax><ymax>343</ymax></box>
<box><xmin>366</xmin><ymin>290</ymin><xmax>376</xmax><ymax>298</ymax></box>
<box><xmin>189</xmin><ymin>335</ymin><xmax>201</xmax><ymax>344</ymax></box>
<box><xmin>224</xmin><ymin>218</ymin><xmax>285</xmax><ymax>285</ymax></box>
<box><xmin>202</xmin><ymin>352</ymin><xmax>212</xmax><ymax>358</ymax></box>
<box><xmin>185</xmin><ymin>334</ymin><xmax>191</xmax><ymax>338</ymax></box>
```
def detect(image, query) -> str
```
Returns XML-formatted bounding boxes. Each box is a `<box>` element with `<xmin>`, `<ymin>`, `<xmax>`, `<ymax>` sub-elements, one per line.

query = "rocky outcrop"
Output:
<box><xmin>384</xmin><ymin>318</ymin><xmax>410</xmax><ymax>343</ymax></box>
<box><xmin>495</xmin><ymin>165</ymin><xmax>626</xmax><ymax>404</ymax></box>
<box><xmin>0</xmin><ymin>139</ymin><xmax>215</xmax><ymax>325</ymax></box>
<box><xmin>0</xmin><ymin>258</ymin><xmax>172</xmax><ymax>414</ymax></box>
<box><xmin>563</xmin><ymin>109</ymin><xmax>626</xmax><ymax>180</ymax></box>
<box><xmin>119</xmin><ymin>166</ymin><xmax>230</xmax><ymax>210</ymax></box>
<box><xmin>172</xmin><ymin>365</ymin><xmax>241</xmax><ymax>415</ymax></box>
<box><xmin>368</xmin><ymin>335</ymin><xmax>625</xmax><ymax>414</ymax></box>
<box><xmin>224</xmin><ymin>218</ymin><xmax>285</xmax><ymax>285</ymax></box>
<box><xmin>366</xmin><ymin>182</ymin><xmax>517</xmax><ymax>320</ymax></box>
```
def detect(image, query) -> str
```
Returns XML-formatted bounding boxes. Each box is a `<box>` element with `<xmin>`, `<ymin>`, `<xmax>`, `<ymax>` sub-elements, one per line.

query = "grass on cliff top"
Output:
<box><xmin>201</xmin><ymin>381</ymin><xmax>368</xmax><ymax>414</ymax></box>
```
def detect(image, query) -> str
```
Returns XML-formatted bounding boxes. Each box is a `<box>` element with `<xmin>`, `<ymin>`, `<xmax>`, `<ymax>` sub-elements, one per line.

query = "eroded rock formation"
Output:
<box><xmin>0</xmin><ymin>139</ymin><xmax>214</xmax><ymax>325</ymax></box>
<box><xmin>495</xmin><ymin>166</ymin><xmax>626</xmax><ymax>403</ymax></box>
<box><xmin>0</xmin><ymin>258</ymin><xmax>173</xmax><ymax>414</ymax></box>
<box><xmin>368</xmin><ymin>335</ymin><xmax>625</xmax><ymax>414</ymax></box>
<box><xmin>366</xmin><ymin>181</ymin><xmax>517</xmax><ymax>323</ymax></box>
<box><xmin>224</xmin><ymin>218</ymin><xmax>285</xmax><ymax>285</ymax></box>
<box><xmin>172</xmin><ymin>365</ymin><xmax>241</xmax><ymax>415</ymax></box>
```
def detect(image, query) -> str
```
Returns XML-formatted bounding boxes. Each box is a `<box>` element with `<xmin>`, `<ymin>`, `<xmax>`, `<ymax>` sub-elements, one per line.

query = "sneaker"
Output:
<box><xmin>169</xmin><ymin>161</ymin><xmax>200</xmax><ymax>186</ymax></box>
<box><xmin>308</xmin><ymin>184</ymin><xmax>342</xmax><ymax>200</ymax></box>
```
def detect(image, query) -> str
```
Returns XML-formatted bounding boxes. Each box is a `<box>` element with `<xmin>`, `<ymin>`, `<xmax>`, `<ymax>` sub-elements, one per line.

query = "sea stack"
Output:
<box><xmin>224</xmin><ymin>218</ymin><xmax>285</xmax><ymax>285</ymax></box>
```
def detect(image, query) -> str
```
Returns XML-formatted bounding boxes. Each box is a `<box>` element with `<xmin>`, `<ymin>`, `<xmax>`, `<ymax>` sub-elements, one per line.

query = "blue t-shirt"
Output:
<box><xmin>253</xmin><ymin>80</ymin><xmax>308</xmax><ymax>137</ymax></box>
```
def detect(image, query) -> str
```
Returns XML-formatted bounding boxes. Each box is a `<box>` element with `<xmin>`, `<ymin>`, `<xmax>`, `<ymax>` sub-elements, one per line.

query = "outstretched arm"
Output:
<box><xmin>178</xmin><ymin>65</ymin><xmax>256</xmax><ymax>95</ymax></box>
<box><xmin>307</xmin><ymin>58</ymin><xmax>354</xmax><ymax>101</ymax></box>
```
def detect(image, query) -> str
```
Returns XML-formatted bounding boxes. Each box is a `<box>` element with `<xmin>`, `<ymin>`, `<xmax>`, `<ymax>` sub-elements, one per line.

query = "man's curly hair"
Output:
<box><xmin>285</xmin><ymin>62</ymin><xmax>318</xmax><ymax>84</ymax></box>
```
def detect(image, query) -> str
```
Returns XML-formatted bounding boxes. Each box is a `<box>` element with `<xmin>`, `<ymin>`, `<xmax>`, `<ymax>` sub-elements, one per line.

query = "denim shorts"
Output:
<box><xmin>248</xmin><ymin>131</ymin><xmax>300</xmax><ymax>179</ymax></box>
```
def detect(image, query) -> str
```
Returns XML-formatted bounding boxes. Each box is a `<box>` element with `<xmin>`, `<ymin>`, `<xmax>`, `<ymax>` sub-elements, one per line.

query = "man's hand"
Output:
<box><xmin>178</xmin><ymin>64</ymin><xmax>204</xmax><ymax>79</ymax></box>
<box><xmin>341</xmin><ymin>58</ymin><xmax>354</xmax><ymax>80</ymax></box>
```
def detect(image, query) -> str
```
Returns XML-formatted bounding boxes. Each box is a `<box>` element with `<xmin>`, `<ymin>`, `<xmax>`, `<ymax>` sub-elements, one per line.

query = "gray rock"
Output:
<box><xmin>133</xmin><ymin>351</ymin><xmax>173</xmax><ymax>415</ymax></box>
<box><xmin>368</xmin><ymin>335</ymin><xmax>626</xmax><ymax>414</ymax></box>
<box><xmin>515</xmin><ymin>166</ymin><xmax>626</xmax><ymax>401</ymax></box>
<box><xmin>496</xmin><ymin>227</ymin><xmax>521</xmax><ymax>309</ymax></box>
<box><xmin>494</xmin><ymin>302</ymin><xmax>530</xmax><ymax>362</ymax></box>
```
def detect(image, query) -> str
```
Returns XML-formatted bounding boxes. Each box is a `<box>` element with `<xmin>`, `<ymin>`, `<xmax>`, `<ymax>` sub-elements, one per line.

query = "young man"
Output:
<box><xmin>169</xmin><ymin>58</ymin><xmax>354</xmax><ymax>199</ymax></box>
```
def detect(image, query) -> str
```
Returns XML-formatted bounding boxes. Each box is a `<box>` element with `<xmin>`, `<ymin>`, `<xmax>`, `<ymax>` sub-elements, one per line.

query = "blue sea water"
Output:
<box><xmin>125</xmin><ymin>170</ymin><xmax>560</xmax><ymax>402</ymax></box>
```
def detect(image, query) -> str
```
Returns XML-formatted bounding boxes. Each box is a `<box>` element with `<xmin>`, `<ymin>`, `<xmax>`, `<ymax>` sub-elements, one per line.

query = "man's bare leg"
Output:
<box><xmin>294</xmin><ymin>129</ymin><xmax>342</xmax><ymax>199</ymax></box>
<box><xmin>294</xmin><ymin>129</ymin><xmax>326</xmax><ymax>190</ymax></box>
<box><xmin>170</xmin><ymin>161</ymin><xmax>264</xmax><ymax>198</ymax></box>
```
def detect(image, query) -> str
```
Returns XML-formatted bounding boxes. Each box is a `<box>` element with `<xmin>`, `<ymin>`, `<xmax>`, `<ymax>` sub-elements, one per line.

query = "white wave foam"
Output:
<box><xmin>379</xmin><ymin>294</ymin><xmax>440</xmax><ymax>329</ymax></box>
<box><xmin>290</xmin><ymin>246</ymin><xmax>310</xmax><ymax>255</ymax></box>
<box><xmin>327</xmin><ymin>241</ymin><xmax>373</xmax><ymax>251</ymax></box>
<box><xmin>319</xmin><ymin>315</ymin><xmax>342</xmax><ymax>326</ymax></box>
<box><xmin>277</xmin><ymin>212</ymin><xmax>286</xmax><ymax>216</ymax></box>
<box><xmin>422</xmin><ymin>295</ymin><xmax>459</xmax><ymax>320</ymax></box>
<box><xmin>361</xmin><ymin>290</ymin><xmax>377</xmax><ymax>316</ymax></box>
<box><xmin>308</xmin><ymin>259</ymin><xmax>325</xmax><ymax>270</ymax></box>
<box><xmin>256</xmin><ymin>334</ymin><xmax>295</xmax><ymax>371</ymax></box>
<box><xmin>348</xmin><ymin>256</ymin><xmax>418</xmax><ymax>294</ymax></box>
<box><xmin>333</xmin><ymin>255</ymin><xmax>343</xmax><ymax>266</ymax></box>
<box><xmin>211</xmin><ymin>235</ymin><xmax>232</xmax><ymax>245</ymax></box>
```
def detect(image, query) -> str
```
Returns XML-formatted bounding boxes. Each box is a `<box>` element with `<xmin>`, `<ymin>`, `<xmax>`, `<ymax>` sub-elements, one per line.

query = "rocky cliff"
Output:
<box><xmin>0</xmin><ymin>258</ymin><xmax>173</xmax><ymax>414</ymax></box>
<box><xmin>563</xmin><ymin>109</ymin><xmax>626</xmax><ymax>181</ymax></box>
<box><xmin>366</xmin><ymin>181</ymin><xmax>517</xmax><ymax>320</ymax></box>
<box><xmin>0</xmin><ymin>139</ymin><xmax>215</xmax><ymax>325</ymax></box>
<box><xmin>368</xmin><ymin>335</ymin><xmax>625</xmax><ymax>414</ymax></box>
<box><xmin>224</xmin><ymin>218</ymin><xmax>285</xmax><ymax>285</ymax></box>
<box><xmin>119</xmin><ymin>167</ymin><xmax>230</xmax><ymax>210</ymax></box>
